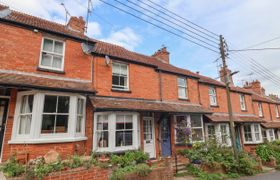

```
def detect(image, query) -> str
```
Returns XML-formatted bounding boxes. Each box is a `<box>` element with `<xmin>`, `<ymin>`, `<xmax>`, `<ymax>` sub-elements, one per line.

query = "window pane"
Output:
<box><xmin>77</xmin><ymin>99</ymin><xmax>84</xmax><ymax>115</ymax></box>
<box><xmin>18</xmin><ymin>115</ymin><xmax>32</xmax><ymax>134</ymax></box>
<box><xmin>97</xmin><ymin>131</ymin><xmax>109</xmax><ymax>147</ymax></box>
<box><xmin>54</xmin><ymin>41</ymin><xmax>63</xmax><ymax>54</ymax></box>
<box><xmin>56</xmin><ymin>115</ymin><xmax>68</xmax><ymax>133</ymax></box>
<box><xmin>43</xmin><ymin>96</ymin><xmax>57</xmax><ymax>113</ymax></box>
<box><xmin>43</xmin><ymin>39</ymin><xmax>53</xmax><ymax>52</ymax></box>
<box><xmin>125</xmin><ymin>115</ymin><xmax>133</xmax><ymax>129</ymax></box>
<box><xmin>116</xmin><ymin>131</ymin><xmax>124</xmax><ymax>147</ymax></box>
<box><xmin>76</xmin><ymin>116</ymin><xmax>82</xmax><ymax>133</ymax></box>
<box><xmin>97</xmin><ymin>115</ymin><xmax>108</xmax><ymax>130</ymax></box>
<box><xmin>41</xmin><ymin>115</ymin><xmax>55</xmax><ymax>133</ymax></box>
<box><xmin>191</xmin><ymin>115</ymin><xmax>202</xmax><ymax>127</ymax></box>
<box><xmin>124</xmin><ymin>131</ymin><xmax>133</xmax><ymax>145</ymax></box>
<box><xmin>178</xmin><ymin>87</ymin><xmax>186</xmax><ymax>98</ymax></box>
<box><xmin>177</xmin><ymin>78</ymin><xmax>185</xmax><ymax>86</ymax></box>
<box><xmin>120</xmin><ymin>65</ymin><xmax>128</xmax><ymax>75</ymax></box>
<box><xmin>41</xmin><ymin>54</ymin><xmax>52</xmax><ymax>67</ymax></box>
<box><xmin>52</xmin><ymin>56</ymin><xmax>62</xmax><ymax>69</ymax></box>
<box><xmin>207</xmin><ymin>125</ymin><xmax>215</xmax><ymax>138</ymax></box>
<box><xmin>112</xmin><ymin>63</ymin><xmax>120</xmax><ymax>74</ymax></box>
<box><xmin>192</xmin><ymin>129</ymin><xmax>203</xmax><ymax>141</ymax></box>
<box><xmin>57</xmin><ymin>96</ymin><xmax>69</xmax><ymax>113</ymax></box>
<box><xmin>112</xmin><ymin>75</ymin><xmax>120</xmax><ymax>86</ymax></box>
<box><xmin>21</xmin><ymin>95</ymin><xmax>34</xmax><ymax>113</ymax></box>
<box><xmin>119</xmin><ymin>76</ymin><xmax>125</xmax><ymax>86</ymax></box>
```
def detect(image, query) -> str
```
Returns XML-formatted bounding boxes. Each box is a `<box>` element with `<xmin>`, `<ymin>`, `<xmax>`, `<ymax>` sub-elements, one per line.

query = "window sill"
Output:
<box><xmin>37</xmin><ymin>67</ymin><xmax>65</xmax><ymax>74</ymax></box>
<box><xmin>243</xmin><ymin>141</ymin><xmax>263</xmax><ymax>145</ymax></box>
<box><xmin>8</xmin><ymin>137</ymin><xmax>87</xmax><ymax>144</ymax></box>
<box><xmin>111</xmin><ymin>88</ymin><xmax>131</xmax><ymax>93</ymax></box>
<box><xmin>94</xmin><ymin>146</ymin><xmax>138</xmax><ymax>153</ymax></box>
<box><xmin>210</xmin><ymin>105</ymin><xmax>219</xmax><ymax>108</ymax></box>
<box><xmin>178</xmin><ymin>98</ymin><xmax>189</xmax><ymax>101</ymax></box>
<box><xmin>241</xmin><ymin>109</ymin><xmax>248</xmax><ymax>112</ymax></box>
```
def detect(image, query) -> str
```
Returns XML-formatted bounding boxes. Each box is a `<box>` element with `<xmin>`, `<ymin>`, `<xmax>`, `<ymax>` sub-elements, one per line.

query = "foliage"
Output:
<box><xmin>134</xmin><ymin>163</ymin><xmax>151</xmax><ymax>176</ymax></box>
<box><xmin>179</xmin><ymin>140</ymin><xmax>260</xmax><ymax>176</ymax></box>
<box><xmin>67</xmin><ymin>154</ymin><xmax>83</xmax><ymax>169</ymax></box>
<box><xmin>110</xmin><ymin>150</ymin><xmax>149</xmax><ymax>167</ymax></box>
<box><xmin>0</xmin><ymin>156</ymin><xmax>25</xmax><ymax>177</ymax></box>
<box><xmin>186</xmin><ymin>164</ymin><xmax>226</xmax><ymax>180</ymax></box>
<box><xmin>33</xmin><ymin>158</ymin><xmax>65</xmax><ymax>180</ymax></box>
<box><xmin>256</xmin><ymin>141</ymin><xmax>280</xmax><ymax>164</ymax></box>
<box><xmin>110</xmin><ymin>163</ymin><xmax>151</xmax><ymax>180</ymax></box>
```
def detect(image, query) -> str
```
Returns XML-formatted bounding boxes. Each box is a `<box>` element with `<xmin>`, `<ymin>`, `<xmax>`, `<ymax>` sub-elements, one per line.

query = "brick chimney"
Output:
<box><xmin>219</xmin><ymin>67</ymin><xmax>234</xmax><ymax>86</ymax></box>
<box><xmin>152</xmin><ymin>47</ymin><xmax>170</xmax><ymax>64</ymax></box>
<box><xmin>269</xmin><ymin>94</ymin><xmax>280</xmax><ymax>101</ymax></box>
<box><xmin>67</xmin><ymin>16</ymin><xmax>86</xmax><ymax>34</ymax></box>
<box><xmin>244</xmin><ymin>80</ymin><xmax>266</xmax><ymax>96</ymax></box>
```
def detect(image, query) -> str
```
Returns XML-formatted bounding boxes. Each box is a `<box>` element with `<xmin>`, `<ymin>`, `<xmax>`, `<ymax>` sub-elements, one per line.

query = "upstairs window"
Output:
<box><xmin>40</xmin><ymin>38</ymin><xmax>65</xmax><ymax>71</ymax></box>
<box><xmin>258</xmin><ymin>102</ymin><xmax>263</xmax><ymax>117</ymax></box>
<box><xmin>177</xmin><ymin>77</ymin><xmax>188</xmax><ymax>99</ymax></box>
<box><xmin>240</xmin><ymin>94</ymin><xmax>246</xmax><ymax>111</ymax></box>
<box><xmin>276</xmin><ymin>105</ymin><xmax>279</xmax><ymax>118</ymax></box>
<box><xmin>112</xmin><ymin>63</ymin><xmax>129</xmax><ymax>90</ymax></box>
<box><xmin>209</xmin><ymin>87</ymin><xmax>217</xmax><ymax>106</ymax></box>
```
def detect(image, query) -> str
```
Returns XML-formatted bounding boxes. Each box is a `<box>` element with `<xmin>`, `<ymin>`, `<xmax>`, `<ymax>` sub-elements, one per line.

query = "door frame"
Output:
<box><xmin>143</xmin><ymin>116</ymin><xmax>156</xmax><ymax>159</ymax></box>
<box><xmin>0</xmin><ymin>97</ymin><xmax>9</xmax><ymax>162</ymax></box>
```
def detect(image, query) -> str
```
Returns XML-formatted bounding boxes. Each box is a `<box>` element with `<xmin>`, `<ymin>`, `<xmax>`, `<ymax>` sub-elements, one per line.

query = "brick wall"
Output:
<box><xmin>253</xmin><ymin>101</ymin><xmax>271</xmax><ymax>120</ymax></box>
<box><xmin>0</xmin><ymin>23</ymin><xmax>92</xmax><ymax>81</ymax></box>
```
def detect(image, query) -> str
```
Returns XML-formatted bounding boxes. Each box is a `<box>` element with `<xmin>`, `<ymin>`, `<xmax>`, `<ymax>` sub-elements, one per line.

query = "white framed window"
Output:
<box><xmin>242</xmin><ymin>124</ymin><xmax>262</xmax><ymax>144</ymax></box>
<box><xmin>10</xmin><ymin>91</ymin><xmax>86</xmax><ymax>144</ymax></box>
<box><xmin>93</xmin><ymin>112</ymin><xmax>139</xmax><ymax>152</ymax></box>
<box><xmin>174</xmin><ymin>114</ymin><xmax>204</xmax><ymax>144</ymax></box>
<box><xmin>275</xmin><ymin>105</ymin><xmax>279</xmax><ymax>118</ymax></box>
<box><xmin>39</xmin><ymin>38</ymin><xmax>65</xmax><ymax>71</ymax></box>
<box><xmin>209</xmin><ymin>87</ymin><xmax>217</xmax><ymax>106</ymax></box>
<box><xmin>205</xmin><ymin>123</ymin><xmax>231</xmax><ymax>146</ymax></box>
<box><xmin>112</xmin><ymin>62</ymin><xmax>129</xmax><ymax>90</ymax></box>
<box><xmin>76</xmin><ymin>98</ymin><xmax>85</xmax><ymax>133</ymax></box>
<box><xmin>266</xmin><ymin>129</ymin><xmax>275</xmax><ymax>142</ymax></box>
<box><xmin>177</xmin><ymin>77</ymin><xmax>188</xmax><ymax>99</ymax></box>
<box><xmin>258</xmin><ymin>102</ymin><xmax>263</xmax><ymax>117</ymax></box>
<box><xmin>240</xmin><ymin>94</ymin><xmax>246</xmax><ymax>111</ymax></box>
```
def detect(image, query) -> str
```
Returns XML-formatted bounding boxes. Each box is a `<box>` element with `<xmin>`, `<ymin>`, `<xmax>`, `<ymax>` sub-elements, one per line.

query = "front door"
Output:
<box><xmin>0</xmin><ymin>99</ymin><xmax>9</xmax><ymax>156</ymax></box>
<box><xmin>160</xmin><ymin>115</ymin><xmax>171</xmax><ymax>157</ymax></box>
<box><xmin>143</xmin><ymin>117</ymin><xmax>155</xmax><ymax>158</ymax></box>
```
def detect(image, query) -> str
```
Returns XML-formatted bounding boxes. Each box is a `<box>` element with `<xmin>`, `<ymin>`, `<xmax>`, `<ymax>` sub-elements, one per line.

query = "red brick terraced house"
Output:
<box><xmin>0</xmin><ymin>4</ymin><xmax>279</xmax><ymax>162</ymax></box>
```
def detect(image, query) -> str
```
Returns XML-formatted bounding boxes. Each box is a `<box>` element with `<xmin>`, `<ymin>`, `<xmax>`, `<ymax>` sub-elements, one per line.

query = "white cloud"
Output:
<box><xmin>102</xmin><ymin>27</ymin><xmax>142</xmax><ymax>50</ymax></box>
<box><xmin>86</xmin><ymin>21</ymin><xmax>102</xmax><ymax>38</ymax></box>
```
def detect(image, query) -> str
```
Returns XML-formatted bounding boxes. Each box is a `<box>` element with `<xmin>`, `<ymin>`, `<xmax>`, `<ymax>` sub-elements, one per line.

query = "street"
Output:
<box><xmin>237</xmin><ymin>171</ymin><xmax>280</xmax><ymax>180</ymax></box>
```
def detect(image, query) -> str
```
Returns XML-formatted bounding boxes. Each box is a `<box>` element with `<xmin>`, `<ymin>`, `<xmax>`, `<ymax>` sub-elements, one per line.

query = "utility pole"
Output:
<box><xmin>219</xmin><ymin>35</ymin><xmax>239</xmax><ymax>161</ymax></box>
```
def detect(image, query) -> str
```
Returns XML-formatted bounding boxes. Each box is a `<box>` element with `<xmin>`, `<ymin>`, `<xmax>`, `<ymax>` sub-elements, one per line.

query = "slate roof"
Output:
<box><xmin>91</xmin><ymin>96</ymin><xmax>212</xmax><ymax>113</ymax></box>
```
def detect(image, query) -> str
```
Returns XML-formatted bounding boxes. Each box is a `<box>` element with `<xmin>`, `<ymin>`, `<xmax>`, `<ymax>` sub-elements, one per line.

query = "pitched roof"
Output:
<box><xmin>205</xmin><ymin>113</ymin><xmax>264</xmax><ymax>123</ymax></box>
<box><xmin>250</xmin><ymin>91</ymin><xmax>279</xmax><ymax>104</ymax></box>
<box><xmin>91</xmin><ymin>96</ymin><xmax>212</xmax><ymax>113</ymax></box>
<box><xmin>0</xmin><ymin>72</ymin><xmax>95</xmax><ymax>94</ymax></box>
<box><xmin>261</xmin><ymin>121</ymin><xmax>280</xmax><ymax>129</ymax></box>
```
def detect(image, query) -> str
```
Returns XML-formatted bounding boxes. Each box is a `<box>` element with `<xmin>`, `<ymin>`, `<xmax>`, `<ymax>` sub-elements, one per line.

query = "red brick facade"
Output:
<box><xmin>0</xmin><ymin>5</ymin><xmax>280</xmax><ymax>163</ymax></box>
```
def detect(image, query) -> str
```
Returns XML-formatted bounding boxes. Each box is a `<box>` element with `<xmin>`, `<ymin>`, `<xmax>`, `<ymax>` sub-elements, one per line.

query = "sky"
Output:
<box><xmin>1</xmin><ymin>0</ymin><xmax>280</xmax><ymax>95</ymax></box>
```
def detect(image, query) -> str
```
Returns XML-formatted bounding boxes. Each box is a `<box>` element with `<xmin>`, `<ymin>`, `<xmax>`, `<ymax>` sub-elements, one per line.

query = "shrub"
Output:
<box><xmin>68</xmin><ymin>154</ymin><xmax>83</xmax><ymax>168</ymax></box>
<box><xmin>110</xmin><ymin>165</ymin><xmax>135</xmax><ymax>180</ymax></box>
<box><xmin>0</xmin><ymin>156</ymin><xmax>25</xmax><ymax>177</ymax></box>
<box><xmin>134</xmin><ymin>163</ymin><xmax>151</xmax><ymax>176</ymax></box>
<box><xmin>110</xmin><ymin>150</ymin><xmax>149</xmax><ymax>167</ymax></box>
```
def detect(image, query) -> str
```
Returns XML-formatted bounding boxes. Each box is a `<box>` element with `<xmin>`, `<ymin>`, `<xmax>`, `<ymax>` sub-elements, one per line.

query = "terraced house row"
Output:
<box><xmin>0</xmin><ymin>4</ymin><xmax>280</xmax><ymax>162</ymax></box>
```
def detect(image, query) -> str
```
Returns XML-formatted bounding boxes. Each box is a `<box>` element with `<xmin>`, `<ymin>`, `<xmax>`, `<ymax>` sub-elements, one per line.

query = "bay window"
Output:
<box><xmin>174</xmin><ymin>114</ymin><xmax>204</xmax><ymax>144</ymax></box>
<box><xmin>205</xmin><ymin>123</ymin><xmax>231</xmax><ymax>146</ymax></box>
<box><xmin>11</xmin><ymin>91</ymin><xmax>86</xmax><ymax>143</ymax></box>
<box><xmin>40</xmin><ymin>38</ymin><xmax>65</xmax><ymax>71</ymax></box>
<box><xmin>93</xmin><ymin>112</ymin><xmax>139</xmax><ymax>152</ymax></box>
<box><xmin>242</xmin><ymin>124</ymin><xmax>262</xmax><ymax>144</ymax></box>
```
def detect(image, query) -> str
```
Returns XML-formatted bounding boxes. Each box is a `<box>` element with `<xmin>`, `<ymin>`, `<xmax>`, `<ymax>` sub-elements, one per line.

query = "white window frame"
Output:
<box><xmin>205</xmin><ymin>123</ymin><xmax>231</xmax><ymax>146</ymax></box>
<box><xmin>209</xmin><ymin>86</ymin><xmax>217</xmax><ymax>106</ymax></box>
<box><xmin>242</xmin><ymin>123</ymin><xmax>263</xmax><ymax>144</ymax></box>
<box><xmin>112</xmin><ymin>62</ymin><xmax>129</xmax><ymax>90</ymax></box>
<box><xmin>39</xmin><ymin>37</ymin><xmax>65</xmax><ymax>72</ymax></box>
<box><xmin>275</xmin><ymin>105</ymin><xmax>279</xmax><ymax>118</ymax></box>
<box><xmin>240</xmin><ymin>94</ymin><xmax>246</xmax><ymax>111</ymax></box>
<box><xmin>10</xmin><ymin>90</ymin><xmax>86</xmax><ymax>144</ymax></box>
<box><xmin>177</xmin><ymin>77</ymin><xmax>188</xmax><ymax>99</ymax></box>
<box><xmin>258</xmin><ymin>102</ymin><xmax>263</xmax><ymax>117</ymax></box>
<box><xmin>266</xmin><ymin>129</ymin><xmax>275</xmax><ymax>142</ymax></box>
<box><xmin>174</xmin><ymin>114</ymin><xmax>204</xmax><ymax>144</ymax></box>
<box><xmin>93</xmin><ymin>112</ymin><xmax>139</xmax><ymax>152</ymax></box>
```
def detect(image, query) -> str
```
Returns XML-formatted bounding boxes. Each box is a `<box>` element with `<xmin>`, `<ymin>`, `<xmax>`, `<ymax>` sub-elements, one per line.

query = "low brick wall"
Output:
<box><xmin>125</xmin><ymin>166</ymin><xmax>173</xmax><ymax>180</ymax></box>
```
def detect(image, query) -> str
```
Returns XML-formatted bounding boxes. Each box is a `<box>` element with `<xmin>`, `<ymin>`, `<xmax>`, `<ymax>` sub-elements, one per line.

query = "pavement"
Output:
<box><xmin>237</xmin><ymin>170</ymin><xmax>280</xmax><ymax>180</ymax></box>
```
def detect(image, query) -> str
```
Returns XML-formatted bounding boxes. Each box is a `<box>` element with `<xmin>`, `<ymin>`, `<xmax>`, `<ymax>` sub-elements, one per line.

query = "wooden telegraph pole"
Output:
<box><xmin>219</xmin><ymin>35</ymin><xmax>239</xmax><ymax>161</ymax></box>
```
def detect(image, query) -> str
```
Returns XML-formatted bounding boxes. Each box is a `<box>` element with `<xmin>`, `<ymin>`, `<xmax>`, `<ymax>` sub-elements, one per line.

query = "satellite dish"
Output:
<box><xmin>0</xmin><ymin>7</ymin><xmax>11</xmax><ymax>18</ymax></box>
<box><xmin>105</xmin><ymin>55</ymin><xmax>111</xmax><ymax>66</ymax></box>
<box><xmin>81</xmin><ymin>43</ymin><xmax>93</xmax><ymax>54</ymax></box>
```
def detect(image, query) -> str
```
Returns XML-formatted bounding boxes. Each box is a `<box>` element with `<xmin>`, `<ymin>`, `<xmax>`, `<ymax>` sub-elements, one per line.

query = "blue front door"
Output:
<box><xmin>160</xmin><ymin>116</ymin><xmax>171</xmax><ymax>157</ymax></box>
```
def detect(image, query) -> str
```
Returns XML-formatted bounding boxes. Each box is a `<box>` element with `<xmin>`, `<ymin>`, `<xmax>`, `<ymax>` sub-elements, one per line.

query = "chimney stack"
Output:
<box><xmin>219</xmin><ymin>67</ymin><xmax>234</xmax><ymax>86</ymax></box>
<box><xmin>152</xmin><ymin>47</ymin><xmax>170</xmax><ymax>64</ymax></box>
<box><xmin>67</xmin><ymin>16</ymin><xmax>86</xmax><ymax>34</ymax></box>
<box><xmin>244</xmin><ymin>80</ymin><xmax>266</xmax><ymax>96</ymax></box>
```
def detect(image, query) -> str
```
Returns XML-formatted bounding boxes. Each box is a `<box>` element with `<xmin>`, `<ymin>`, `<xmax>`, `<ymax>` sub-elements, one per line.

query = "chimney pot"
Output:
<box><xmin>67</xmin><ymin>16</ymin><xmax>86</xmax><ymax>34</ymax></box>
<box><xmin>152</xmin><ymin>46</ymin><xmax>170</xmax><ymax>64</ymax></box>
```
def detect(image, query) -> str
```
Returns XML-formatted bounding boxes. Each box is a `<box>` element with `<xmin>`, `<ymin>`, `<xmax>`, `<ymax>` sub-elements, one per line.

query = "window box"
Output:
<box><xmin>10</xmin><ymin>91</ymin><xmax>86</xmax><ymax>144</ymax></box>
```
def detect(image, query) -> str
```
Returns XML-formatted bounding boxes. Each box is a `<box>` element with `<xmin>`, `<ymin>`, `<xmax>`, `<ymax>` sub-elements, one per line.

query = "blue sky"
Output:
<box><xmin>2</xmin><ymin>0</ymin><xmax>280</xmax><ymax>95</ymax></box>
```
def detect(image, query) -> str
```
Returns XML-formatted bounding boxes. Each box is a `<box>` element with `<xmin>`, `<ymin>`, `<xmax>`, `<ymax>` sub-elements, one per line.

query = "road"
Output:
<box><xmin>237</xmin><ymin>170</ymin><xmax>280</xmax><ymax>180</ymax></box>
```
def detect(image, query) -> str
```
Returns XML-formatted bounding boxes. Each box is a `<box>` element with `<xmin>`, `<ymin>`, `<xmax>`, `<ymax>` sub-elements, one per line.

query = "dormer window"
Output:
<box><xmin>39</xmin><ymin>38</ymin><xmax>65</xmax><ymax>71</ymax></box>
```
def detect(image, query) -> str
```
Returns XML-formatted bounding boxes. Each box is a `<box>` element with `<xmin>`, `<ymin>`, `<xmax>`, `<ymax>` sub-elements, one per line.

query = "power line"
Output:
<box><xmin>144</xmin><ymin>0</ymin><xmax>219</xmax><ymax>38</ymax></box>
<box><xmin>113</xmin><ymin>0</ymin><xmax>218</xmax><ymax>49</ymax></box>
<box><xmin>134</xmin><ymin>0</ymin><xmax>219</xmax><ymax>41</ymax></box>
<box><xmin>243</xmin><ymin>35</ymin><xmax>280</xmax><ymax>49</ymax></box>
<box><xmin>229</xmin><ymin>47</ymin><xmax>280</xmax><ymax>52</ymax></box>
<box><xmin>99</xmin><ymin>0</ymin><xmax>219</xmax><ymax>53</ymax></box>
